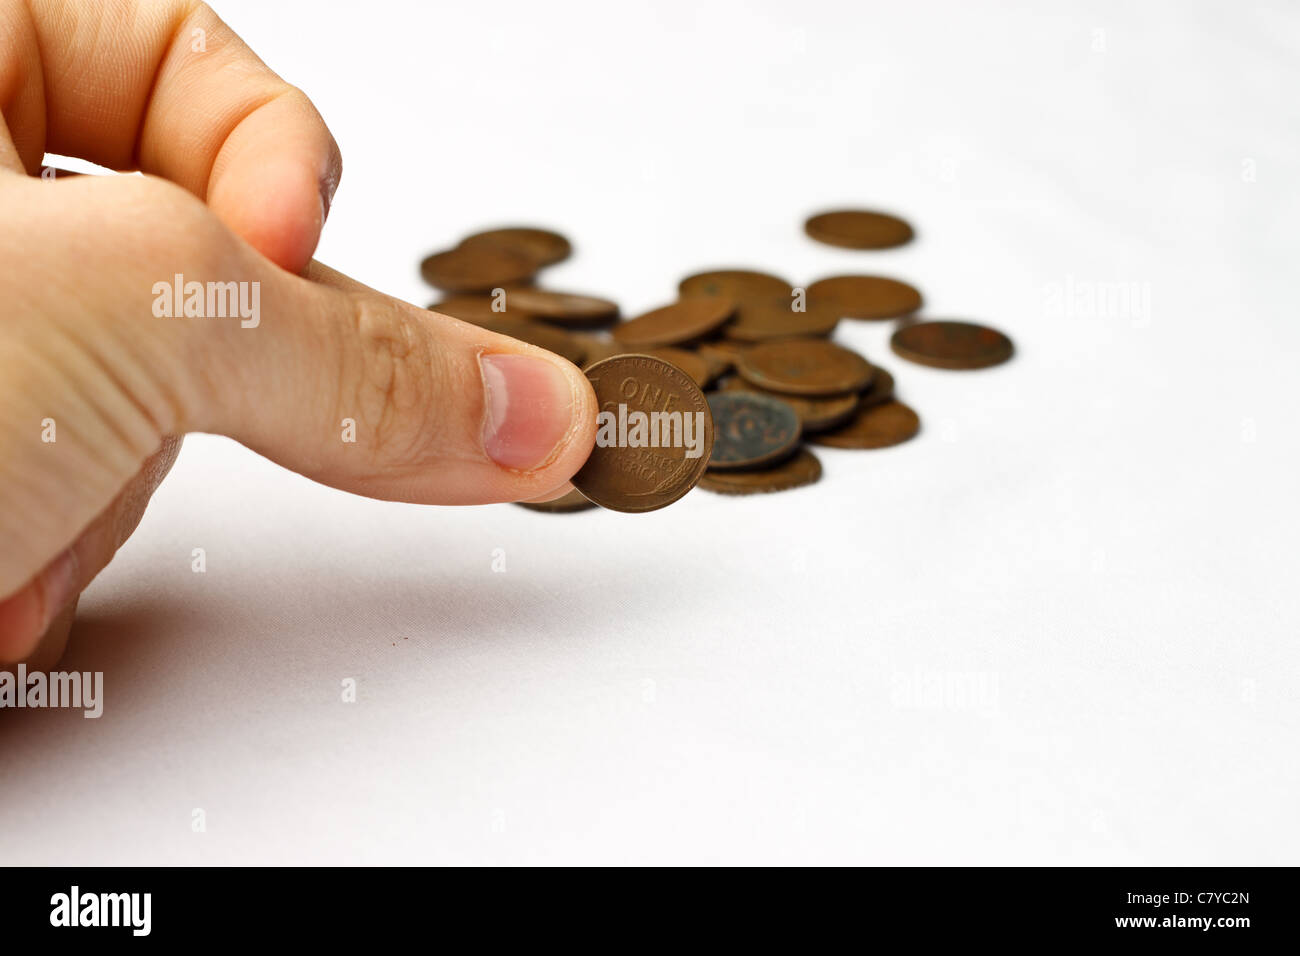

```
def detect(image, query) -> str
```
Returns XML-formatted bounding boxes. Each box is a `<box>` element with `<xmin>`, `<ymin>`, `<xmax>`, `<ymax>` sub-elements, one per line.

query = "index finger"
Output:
<box><xmin>0</xmin><ymin>0</ymin><xmax>341</xmax><ymax>272</ymax></box>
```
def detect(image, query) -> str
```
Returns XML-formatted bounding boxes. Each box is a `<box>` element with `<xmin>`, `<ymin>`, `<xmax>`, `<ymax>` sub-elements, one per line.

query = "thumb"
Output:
<box><xmin>0</xmin><ymin>175</ymin><xmax>595</xmax><ymax>663</ymax></box>
<box><xmin>186</xmin><ymin>259</ymin><xmax>598</xmax><ymax>506</ymax></box>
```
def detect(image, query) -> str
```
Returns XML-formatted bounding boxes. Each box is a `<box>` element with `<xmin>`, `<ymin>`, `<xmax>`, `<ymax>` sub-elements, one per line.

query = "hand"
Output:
<box><xmin>0</xmin><ymin>0</ymin><xmax>597</xmax><ymax>667</ymax></box>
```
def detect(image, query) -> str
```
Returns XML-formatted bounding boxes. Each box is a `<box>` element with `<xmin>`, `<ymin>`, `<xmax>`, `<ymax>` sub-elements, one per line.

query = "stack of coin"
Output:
<box><xmin>419</xmin><ymin>212</ymin><xmax>1014</xmax><ymax>511</ymax></box>
<box><xmin>423</xmin><ymin>226</ymin><xmax>620</xmax><ymax>369</ymax></box>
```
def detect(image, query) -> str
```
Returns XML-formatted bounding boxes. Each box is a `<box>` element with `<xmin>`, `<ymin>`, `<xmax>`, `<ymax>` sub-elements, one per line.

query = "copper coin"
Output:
<box><xmin>721</xmin><ymin>377</ymin><xmax>860</xmax><ymax>433</ymax></box>
<box><xmin>706</xmin><ymin>392</ymin><xmax>802</xmax><ymax>470</ymax></box>
<box><xmin>698</xmin><ymin>340</ymin><xmax>746</xmax><ymax>364</ymax></box>
<box><xmin>611</xmin><ymin>297</ymin><xmax>735</xmax><ymax>349</ymax></box>
<box><xmin>572</xmin><ymin>355</ymin><xmax>714</xmax><ymax>513</ymax></box>
<box><xmin>575</xmin><ymin>334</ymin><xmax>627</xmax><ymax>367</ymax></box>
<box><xmin>695</xmin><ymin>344</ymin><xmax>736</xmax><ymax>381</ymax></box>
<box><xmin>430</xmin><ymin>294</ymin><xmax>529</xmax><ymax>325</ymax></box>
<box><xmin>516</xmin><ymin>488</ymin><xmax>595</xmax><ymax>513</ymax></box>
<box><xmin>579</xmin><ymin>343</ymin><xmax>711</xmax><ymax>385</ymax></box>
<box><xmin>806</xmin><ymin>275</ymin><xmax>923</xmax><ymax>320</ymax></box>
<box><xmin>808</xmin><ymin>400</ymin><xmax>920</xmax><ymax>449</ymax></box>
<box><xmin>644</xmin><ymin>347</ymin><xmax>712</xmax><ymax>388</ymax></box>
<box><xmin>678</xmin><ymin>269</ymin><xmax>793</xmax><ymax>304</ymax></box>
<box><xmin>890</xmin><ymin>320</ymin><xmax>1014</xmax><ymax>370</ymax></box>
<box><xmin>736</xmin><ymin>339</ymin><xmax>874</xmax><ymax>396</ymax></box>
<box><xmin>503</xmin><ymin>288</ymin><xmax>619</xmax><ymax>328</ymax></box>
<box><xmin>459</xmin><ymin>227</ymin><xmax>572</xmax><ymax>267</ymax></box>
<box><xmin>858</xmin><ymin>365</ymin><xmax>896</xmax><ymax>408</ymax></box>
<box><xmin>725</xmin><ymin>295</ymin><xmax>840</xmax><ymax>342</ymax></box>
<box><xmin>420</xmin><ymin>246</ymin><xmax>537</xmax><ymax>293</ymax></box>
<box><xmin>804</xmin><ymin>210</ymin><xmax>914</xmax><ymax>249</ymax></box>
<box><xmin>472</xmin><ymin>316</ymin><xmax>586</xmax><ymax>367</ymax></box>
<box><xmin>699</xmin><ymin>448</ymin><xmax>822</xmax><ymax>496</ymax></box>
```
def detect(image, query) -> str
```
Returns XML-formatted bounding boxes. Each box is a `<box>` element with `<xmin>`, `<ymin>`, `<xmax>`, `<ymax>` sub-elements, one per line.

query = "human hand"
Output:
<box><xmin>0</xmin><ymin>0</ymin><xmax>597</xmax><ymax>666</ymax></box>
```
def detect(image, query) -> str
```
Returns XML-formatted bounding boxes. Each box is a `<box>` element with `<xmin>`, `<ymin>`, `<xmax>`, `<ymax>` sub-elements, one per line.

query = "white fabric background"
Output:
<box><xmin>2</xmin><ymin>0</ymin><xmax>1296</xmax><ymax>865</ymax></box>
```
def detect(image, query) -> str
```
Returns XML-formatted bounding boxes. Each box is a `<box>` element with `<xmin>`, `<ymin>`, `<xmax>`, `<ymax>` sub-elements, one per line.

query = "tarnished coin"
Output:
<box><xmin>420</xmin><ymin>246</ymin><xmax>537</xmax><ymax>293</ymax></box>
<box><xmin>696</xmin><ymin>344</ymin><xmax>737</xmax><ymax>381</ymax></box>
<box><xmin>698</xmin><ymin>340</ymin><xmax>746</xmax><ymax>364</ymax></box>
<box><xmin>503</xmin><ymin>288</ymin><xmax>619</xmax><ymax>328</ymax></box>
<box><xmin>706</xmin><ymin>392</ymin><xmax>801</xmax><ymax>470</ymax></box>
<box><xmin>722</xmin><ymin>377</ymin><xmax>860</xmax><ymax>433</ymax></box>
<box><xmin>804</xmin><ymin>210</ymin><xmax>914</xmax><ymax>249</ymax></box>
<box><xmin>808</xmin><ymin>400</ymin><xmax>920</xmax><ymax>449</ymax></box>
<box><xmin>737</xmin><ymin>339</ymin><xmax>874</xmax><ymax>396</ymax></box>
<box><xmin>516</xmin><ymin>488</ymin><xmax>596</xmax><ymax>513</ymax></box>
<box><xmin>725</xmin><ymin>296</ymin><xmax>840</xmax><ymax>342</ymax></box>
<box><xmin>575</xmin><ymin>334</ymin><xmax>627</xmax><ymax>367</ymax></box>
<box><xmin>806</xmin><ymin>275</ymin><xmax>923</xmax><ymax>320</ymax></box>
<box><xmin>459</xmin><ymin>227</ymin><xmax>572</xmax><ymax>267</ymax></box>
<box><xmin>699</xmin><ymin>448</ymin><xmax>822</xmax><ymax>496</ymax></box>
<box><xmin>644</xmin><ymin>347</ymin><xmax>712</xmax><ymax>388</ymax></box>
<box><xmin>890</xmin><ymin>320</ymin><xmax>1014</xmax><ymax>370</ymax></box>
<box><xmin>472</xmin><ymin>316</ymin><xmax>586</xmax><ymax>366</ymax></box>
<box><xmin>679</xmin><ymin>269</ymin><xmax>793</xmax><ymax>305</ymax></box>
<box><xmin>612</xmin><ymin>297</ymin><xmax>735</xmax><ymax>348</ymax></box>
<box><xmin>430</xmin><ymin>294</ymin><xmax>527</xmax><ymax>325</ymax></box>
<box><xmin>858</xmin><ymin>365</ymin><xmax>896</xmax><ymax>408</ymax></box>
<box><xmin>572</xmin><ymin>355</ymin><xmax>714</xmax><ymax>513</ymax></box>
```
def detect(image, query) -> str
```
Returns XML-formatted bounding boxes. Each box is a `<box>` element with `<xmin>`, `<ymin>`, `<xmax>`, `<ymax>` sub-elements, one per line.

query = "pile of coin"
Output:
<box><xmin>420</xmin><ymin>211</ymin><xmax>1013</xmax><ymax>513</ymax></box>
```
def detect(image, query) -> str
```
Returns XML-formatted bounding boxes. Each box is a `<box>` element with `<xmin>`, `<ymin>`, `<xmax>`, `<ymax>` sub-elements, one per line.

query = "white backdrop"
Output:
<box><xmin>2</xmin><ymin>0</ymin><xmax>1297</xmax><ymax>865</ymax></box>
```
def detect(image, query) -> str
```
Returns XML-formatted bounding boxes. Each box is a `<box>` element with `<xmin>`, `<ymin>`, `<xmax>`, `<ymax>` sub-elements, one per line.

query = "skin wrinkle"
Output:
<box><xmin>130</xmin><ymin>0</ymin><xmax>198</xmax><ymax>171</ymax></box>
<box><xmin>1</xmin><ymin>433</ymin><xmax>111</xmax><ymax>590</ymax></box>
<box><xmin>8</xmin><ymin>309</ymin><xmax>139</xmax><ymax>475</ymax></box>
<box><xmin>40</xmin><ymin>179</ymin><xmax>195</xmax><ymax>436</ymax></box>
<box><xmin>29</xmin><ymin>0</ymin><xmax>181</xmax><ymax>167</ymax></box>
<box><xmin>350</xmin><ymin>298</ymin><xmax>452</xmax><ymax>472</ymax></box>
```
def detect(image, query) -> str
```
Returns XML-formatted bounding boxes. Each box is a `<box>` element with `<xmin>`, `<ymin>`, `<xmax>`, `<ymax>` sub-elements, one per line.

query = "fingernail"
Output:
<box><xmin>480</xmin><ymin>353</ymin><xmax>577</xmax><ymax>471</ymax></box>
<box><xmin>40</xmin><ymin>547</ymin><xmax>80</xmax><ymax>633</ymax></box>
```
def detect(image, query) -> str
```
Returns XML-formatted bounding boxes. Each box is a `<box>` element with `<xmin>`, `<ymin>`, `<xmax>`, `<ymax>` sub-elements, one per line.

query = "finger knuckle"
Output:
<box><xmin>346</xmin><ymin>298</ymin><xmax>449</xmax><ymax>464</ymax></box>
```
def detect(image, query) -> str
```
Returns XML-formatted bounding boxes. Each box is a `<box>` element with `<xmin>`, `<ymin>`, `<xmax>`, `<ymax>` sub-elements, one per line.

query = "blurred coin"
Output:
<box><xmin>696</xmin><ymin>344</ymin><xmax>736</xmax><ymax>381</ymax></box>
<box><xmin>804</xmin><ymin>210</ymin><xmax>914</xmax><ymax>249</ymax></box>
<box><xmin>806</xmin><ymin>275</ymin><xmax>922</xmax><ymax>320</ymax></box>
<box><xmin>726</xmin><ymin>296</ymin><xmax>840</xmax><ymax>342</ymax></box>
<box><xmin>706</xmin><ymin>392</ymin><xmax>802</xmax><ymax>470</ymax></box>
<box><xmin>429</xmin><ymin>294</ymin><xmax>525</xmax><ymax>325</ymax></box>
<box><xmin>679</xmin><ymin>269</ymin><xmax>793</xmax><ymax>304</ymax></box>
<box><xmin>612</xmin><ymin>297</ymin><xmax>735</xmax><ymax>348</ymax></box>
<box><xmin>475</xmin><ymin>316</ymin><xmax>586</xmax><ymax>366</ymax></box>
<box><xmin>699</xmin><ymin>448</ymin><xmax>822</xmax><ymax>495</ymax></box>
<box><xmin>722</xmin><ymin>377</ymin><xmax>859</xmax><ymax>432</ymax></box>
<box><xmin>857</xmin><ymin>365</ymin><xmax>896</xmax><ymax>408</ymax></box>
<box><xmin>890</xmin><ymin>320</ymin><xmax>1014</xmax><ymax>370</ymax></box>
<box><xmin>504</xmin><ymin>288</ymin><xmax>619</xmax><ymax>328</ymax></box>
<box><xmin>644</xmin><ymin>347</ymin><xmax>712</xmax><ymax>387</ymax></box>
<box><xmin>459</xmin><ymin>226</ymin><xmax>572</xmax><ymax>266</ymax></box>
<box><xmin>420</xmin><ymin>246</ymin><xmax>536</xmax><ymax>293</ymax></box>
<box><xmin>572</xmin><ymin>355</ymin><xmax>714</xmax><ymax>513</ymax></box>
<box><xmin>699</xmin><ymin>340</ymin><xmax>746</xmax><ymax>365</ymax></box>
<box><xmin>516</xmin><ymin>488</ymin><xmax>595</xmax><ymax>513</ymax></box>
<box><xmin>808</xmin><ymin>400</ymin><xmax>920</xmax><ymax>449</ymax></box>
<box><xmin>737</xmin><ymin>339</ymin><xmax>874</xmax><ymax>396</ymax></box>
<box><xmin>575</xmin><ymin>335</ymin><xmax>627</xmax><ymax>367</ymax></box>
